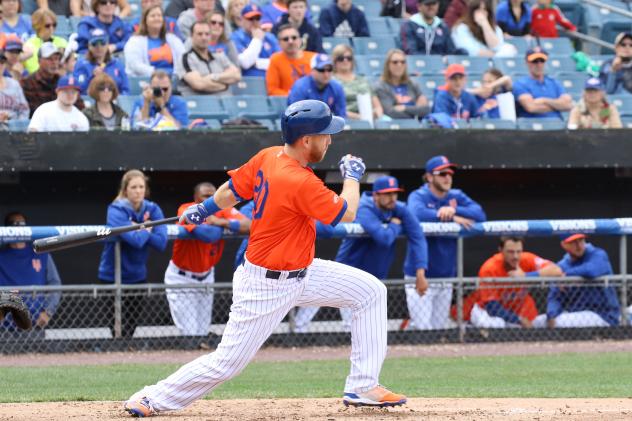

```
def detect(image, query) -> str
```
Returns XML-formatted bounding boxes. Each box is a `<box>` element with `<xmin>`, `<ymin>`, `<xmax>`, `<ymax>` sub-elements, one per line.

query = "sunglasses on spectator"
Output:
<box><xmin>315</xmin><ymin>67</ymin><xmax>333</xmax><ymax>73</ymax></box>
<box><xmin>432</xmin><ymin>171</ymin><xmax>453</xmax><ymax>177</ymax></box>
<box><xmin>44</xmin><ymin>22</ymin><xmax>57</xmax><ymax>28</ymax></box>
<box><xmin>531</xmin><ymin>58</ymin><xmax>546</xmax><ymax>64</ymax></box>
<box><xmin>620</xmin><ymin>42</ymin><xmax>632</xmax><ymax>48</ymax></box>
<box><xmin>97</xmin><ymin>84</ymin><xmax>114</xmax><ymax>91</ymax></box>
<box><xmin>90</xmin><ymin>40</ymin><xmax>107</xmax><ymax>47</ymax></box>
<box><xmin>280</xmin><ymin>35</ymin><xmax>299</xmax><ymax>42</ymax></box>
<box><xmin>336</xmin><ymin>55</ymin><xmax>353</xmax><ymax>62</ymax></box>
<box><xmin>209</xmin><ymin>19</ymin><xmax>224</xmax><ymax>27</ymax></box>
<box><xmin>247</xmin><ymin>16</ymin><xmax>261</xmax><ymax>21</ymax></box>
<box><xmin>390</xmin><ymin>59</ymin><xmax>406</xmax><ymax>65</ymax></box>
<box><xmin>99</xmin><ymin>0</ymin><xmax>117</xmax><ymax>4</ymax></box>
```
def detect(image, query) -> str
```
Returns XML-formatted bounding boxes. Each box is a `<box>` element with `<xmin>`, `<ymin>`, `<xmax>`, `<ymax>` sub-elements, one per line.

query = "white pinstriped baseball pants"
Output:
<box><xmin>136</xmin><ymin>257</ymin><xmax>388</xmax><ymax>412</ymax></box>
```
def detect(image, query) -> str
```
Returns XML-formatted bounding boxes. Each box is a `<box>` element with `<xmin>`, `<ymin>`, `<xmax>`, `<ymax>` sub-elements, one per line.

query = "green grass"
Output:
<box><xmin>2</xmin><ymin>352</ymin><xmax>632</xmax><ymax>402</ymax></box>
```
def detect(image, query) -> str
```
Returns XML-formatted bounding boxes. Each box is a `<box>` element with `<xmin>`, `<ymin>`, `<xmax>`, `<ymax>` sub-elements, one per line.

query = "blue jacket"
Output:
<box><xmin>400</xmin><ymin>15</ymin><xmax>464</xmax><ymax>56</ymax></box>
<box><xmin>131</xmin><ymin>94</ymin><xmax>190</xmax><ymax>128</ymax></box>
<box><xmin>404</xmin><ymin>184</ymin><xmax>486</xmax><ymax>277</ymax></box>
<box><xmin>547</xmin><ymin>244</ymin><xmax>621</xmax><ymax>326</ymax></box>
<box><xmin>2</xmin><ymin>15</ymin><xmax>33</xmax><ymax>41</ymax></box>
<box><xmin>77</xmin><ymin>16</ymin><xmax>131</xmax><ymax>54</ymax></box>
<box><xmin>336</xmin><ymin>191</ymin><xmax>427</xmax><ymax>279</ymax></box>
<box><xmin>288</xmin><ymin>75</ymin><xmax>347</xmax><ymax>117</ymax></box>
<box><xmin>73</xmin><ymin>58</ymin><xmax>130</xmax><ymax>95</ymax></box>
<box><xmin>599</xmin><ymin>58</ymin><xmax>632</xmax><ymax>95</ymax></box>
<box><xmin>230</xmin><ymin>28</ymin><xmax>280</xmax><ymax>77</ymax></box>
<box><xmin>318</xmin><ymin>2</ymin><xmax>369</xmax><ymax>37</ymax></box>
<box><xmin>495</xmin><ymin>0</ymin><xmax>531</xmax><ymax>36</ymax></box>
<box><xmin>98</xmin><ymin>199</ymin><xmax>167</xmax><ymax>283</ymax></box>
<box><xmin>432</xmin><ymin>89</ymin><xmax>480</xmax><ymax>120</ymax></box>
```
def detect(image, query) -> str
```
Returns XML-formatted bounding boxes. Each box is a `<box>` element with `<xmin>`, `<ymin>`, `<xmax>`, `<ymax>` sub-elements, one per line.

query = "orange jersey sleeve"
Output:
<box><xmin>227</xmin><ymin>147</ymin><xmax>272</xmax><ymax>201</ymax></box>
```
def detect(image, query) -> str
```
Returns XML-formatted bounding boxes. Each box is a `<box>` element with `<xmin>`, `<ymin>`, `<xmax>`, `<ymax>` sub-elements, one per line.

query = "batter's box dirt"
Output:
<box><xmin>3</xmin><ymin>398</ymin><xmax>632</xmax><ymax>421</ymax></box>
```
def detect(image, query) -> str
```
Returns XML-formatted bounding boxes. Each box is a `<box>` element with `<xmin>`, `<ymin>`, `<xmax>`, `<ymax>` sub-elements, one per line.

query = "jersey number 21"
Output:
<box><xmin>253</xmin><ymin>170</ymin><xmax>269</xmax><ymax>220</ymax></box>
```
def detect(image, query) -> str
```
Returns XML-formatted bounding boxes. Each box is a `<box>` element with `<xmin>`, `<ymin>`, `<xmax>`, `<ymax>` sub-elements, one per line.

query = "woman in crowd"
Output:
<box><xmin>567</xmin><ymin>78</ymin><xmax>622</xmax><ymax>129</ymax></box>
<box><xmin>1</xmin><ymin>0</ymin><xmax>33</xmax><ymax>40</ymax></box>
<box><xmin>469</xmin><ymin>68</ymin><xmax>513</xmax><ymax>119</ymax></box>
<box><xmin>495</xmin><ymin>0</ymin><xmax>531</xmax><ymax>37</ymax></box>
<box><xmin>451</xmin><ymin>0</ymin><xmax>516</xmax><ymax>57</ymax></box>
<box><xmin>3</xmin><ymin>35</ymin><xmax>27</xmax><ymax>79</ymax></box>
<box><xmin>331</xmin><ymin>44</ymin><xmax>383</xmax><ymax>120</ymax></box>
<box><xmin>74</xmin><ymin>28</ymin><xmax>129</xmax><ymax>94</ymax></box>
<box><xmin>226</xmin><ymin>0</ymin><xmax>247</xmax><ymax>31</ymax></box>
<box><xmin>23</xmin><ymin>9</ymin><xmax>67</xmax><ymax>74</ymax></box>
<box><xmin>98</xmin><ymin>169</ymin><xmax>167</xmax><ymax>338</ymax></box>
<box><xmin>374</xmin><ymin>48</ymin><xmax>429</xmax><ymax>120</ymax></box>
<box><xmin>76</xmin><ymin>0</ymin><xmax>132</xmax><ymax>54</ymax></box>
<box><xmin>206</xmin><ymin>11</ymin><xmax>239</xmax><ymax>65</ymax></box>
<box><xmin>0</xmin><ymin>50</ymin><xmax>29</xmax><ymax>128</ymax></box>
<box><xmin>83</xmin><ymin>73</ymin><xmax>128</xmax><ymax>129</ymax></box>
<box><xmin>124</xmin><ymin>5</ymin><xmax>184</xmax><ymax>77</ymax></box>
<box><xmin>70</xmin><ymin>0</ymin><xmax>131</xmax><ymax>17</ymax></box>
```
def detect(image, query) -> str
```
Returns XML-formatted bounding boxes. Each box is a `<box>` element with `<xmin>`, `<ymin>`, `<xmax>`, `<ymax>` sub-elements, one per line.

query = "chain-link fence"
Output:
<box><xmin>2</xmin><ymin>276</ymin><xmax>631</xmax><ymax>354</ymax></box>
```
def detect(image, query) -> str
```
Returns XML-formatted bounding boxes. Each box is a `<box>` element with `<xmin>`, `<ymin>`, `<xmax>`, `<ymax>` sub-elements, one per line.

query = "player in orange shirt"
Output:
<box><xmin>125</xmin><ymin>100</ymin><xmax>407</xmax><ymax>418</ymax></box>
<box><xmin>266</xmin><ymin>24</ymin><xmax>316</xmax><ymax>96</ymax></box>
<box><xmin>164</xmin><ymin>182</ymin><xmax>249</xmax><ymax>337</ymax></box>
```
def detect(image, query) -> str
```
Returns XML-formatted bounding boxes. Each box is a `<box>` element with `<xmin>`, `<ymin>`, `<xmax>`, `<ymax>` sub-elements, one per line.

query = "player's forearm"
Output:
<box><xmin>206</xmin><ymin>181</ymin><xmax>240</xmax><ymax>210</ymax></box>
<box><xmin>339</xmin><ymin>179</ymin><xmax>360</xmax><ymax>222</ymax></box>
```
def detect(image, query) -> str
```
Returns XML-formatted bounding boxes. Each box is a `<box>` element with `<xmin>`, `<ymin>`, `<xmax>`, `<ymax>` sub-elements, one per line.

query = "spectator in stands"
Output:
<box><xmin>319</xmin><ymin>0</ymin><xmax>370</xmax><ymax>38</ymax></box>
<box><xmin>226</xmin><ymin>0</ymin><xmax>246</xmax><ymax>31</ymax></box>
<box><xmin>130</xmin><ymin>0</ymin><xmax>183</xmax><ymax>39</ymax></box>
<box><xmin>0</xmin><ymin>51</ymin><xmax>29</xmax><ymax>127</ymax></box>
<box><xmin>0</xmin><ymin>212</ymin><xmax>61</xmax><ymax>331</ymax></box>
<box><xmin>28</xmin><ymin>74</ymin><xmax>89</xmax><ymax>131</ymax></box>
<box><xmin>272</xmin><ymin>0</ymin><xmax>323</xmax><ymax>54</ymax></box>
<box><xmin>203</xmin><ymin>11</ymin><xmax>239</xmax><ymax>65</ymax></box>
<box><xmin>165</xmin><ymin>0</ymin><xmax>224</xmax><ymax>19</ymax></box>
<box><xmin>3</xmin><ymin>36</ymin><xmax>28</xmax><ymax>80</ymax></box>
<box><xmin>76</xmin><ymin>0</ymin><xmax>132</xmax><ymax>54</ymax></box>
<box><xmin>23</xmin><ymin>9</ymin><xmax>67</xmax><ymax>74</ymax></box>
<box><xmin>36</xmin><ymin>0</ymin><xmax>74</xmax><ymax>17</ymax></box>
<box><xmin>375</xmin><ymin>49</ymin><xmax>429</xmax><ymax>120</ymax></box>
<box><xmin>287</xmin><ymin>53</ymin><xmax>346</xmax><ymax>116</ymax></box>
<box><xmin>124</xmin><ymin>5</ymin><xmax>185</xmax><ymax>77</ymax></box>
<box><xmin>405</xmin><ymin>156</ymin><xmax>486</xmax><ymax>330</ymax></box>
<box><xmin>132</xmin><ymin>70</ymin><xmax>189</xmax><ymax>128</ymax></box>
<box><xmin>495</xmin><ymin>0</ymin><xmax>531</xmax><ymax>37</ymax></box>
<box><xmin>98</xmin><ymin>169</ymin><xmax>167</xmax><ymax>338</ymax></box>
<box><xmin>261</xmin><ymin>0</ymin><xmax>286</xmax><ymax>30</ymax></box>
<box><xmin>442</xmin><ymin>0</ymin><xmax>466</xmax><ymax>28</ymax></box>
<box><xmin>178</xmin><ymin>0</ymin><xmax>216</xmax><ymax>39</ymax></box>
<box><xmin>73</xmin><ymin>28</ymin><xmax>129</xmax><ymax>95</ymax></box>
<box><xmin>451</xmin><ymin>0</ymin><xmax>516</xmax><ymax>57</ymax></box>
<box><xmin>567</xmin><ymin>78</ymin><xmax>621</xmax><ymax>129</ymax></box>
<box><xmin>71</xmin><ymin>0</ymin><xmax>131</xmax><ymax>17</ymax></box>
<box><xmin>332</xmin><ymin>44</ymin><xmax>383</xmax><ymax>120</ymax></box>
<box><xmin>400</xmin><ymin>0</ymin><xmax>464</xmax><ymax>56</ymax></box>
<box><xmin>266</xmin><ymin>24</ymin><xmax>316</xmax><ymax>96</ymax></box>
<box><xmin>230</xmin><ymin>4</ymin><xmax>280</xmax><ymax>77</ymax></box>
<box><xmin>469</xmin><ymin>68</ymin><xmax>513</xmax><ymax>119</ymax></box>
<box><xmin>513</xmin><ymin>47</ymin><xmax>572</xmax><ymax>119</ymax></box>
<box><xmin>530</xmin><ymin>0</ymin><xmax>576</xmax><ymax>39</ymax></box>
<box><xmin>599</xmin><ymin>32</ymin><xmax>632</xmax><ymax>96</ymax></box>
<box><xmin>1</xmin><ymin>0</ymin><xmax>33</xmax><ymax>40</ymax></box>
<box><xmin>83</xmin><ymin>73</ymin><xmax>128</xmax><ymax>129</ymax></box>
<box><xmin>176</xmin><ymin>21</ymin><xmax>241</xmax><ymax>96</ymax></box>
<box><xmin>466</xmin><ymin>236</ymin><xmax>563</xmax><ymax>329</ymax></box>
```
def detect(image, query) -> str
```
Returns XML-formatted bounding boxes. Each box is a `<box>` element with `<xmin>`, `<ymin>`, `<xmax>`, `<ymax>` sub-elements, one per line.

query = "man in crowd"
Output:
<box><xmin>432</xmin><ymin>64</ymin><xmax>480</xmax><ymax>120</ymax></box>
<box><xmin>400</xmin><ymin>0</ymin><xmax>464</xmax><ymax>56</ymax></box>
<box><xmin>76</xmin><ymin>0</ymin><xmax>132</xmax><ymax>54</ymax></box>
<box><xmin>176</xmin><ymin>21</ymin><xmax>241</xmax><ymax>96</ymax></box>
<box><xmin>404</xmin><ymin>156</ymin><xmax>486</xmax><ymax>330</ymax></box>
<box><xmin>132</xmin><ymin>70</ymin><xmax>189</xmax><ymax>129</ymax></box>
<box><xmin>230</xmin><ymin>4</ymin><xmax>280</xmax><ymax>77</ymax></box>
<box><xmin>177</xmin><ymin>0</ymin><xmax>218</xmax><ymax>39</ymax></box>
<box><xmin>288</xmin><ymin>54</ymin><xmax>346</xmax><ymax>117</ymax></box>
<box><xmin>294</xmin><ymin>176</ymin><xmax>428</xmax><ymax>332</ymax></box>
<box><xmin>28</xmin><ymin>74</ymin><xmax>89</xmax><ymax>132</ymax></box>
<box><xmin>266</xmin><ymin>24</ymin><xmax>316</xmax><ymax>96</ymax></box>
<box><xmin>319</xmin><ymin>0</ymin><xmax>370</xmax><ymax>38</ymax></box>
<box><xmin>165</xmin><ymin>0</ymin><xmax>224</xmax><ymax>19</ymax></box>
<box><xmin>513</xmin><ymin>47</ymin><xmax>572</xmax><ymax>119</ymax></box>
<box><xmin>272</xmin><ymin>0</ymin><xmax>323</xmax><ymax>54</ymax></box>
<box><xmin>131</xmin><ymin>0</ymin><xmax>183</xmax><ymax>38</ymax></box>
<box><xmin>534</xmin><ymin>234</ymin><xmax>621</xmax><ymax>328</ymax></box>
<box><xmin>3</xmin><ymin>35</ymin><xmax>27</xmax><ymax>80</ymax></box>
<box><xmin>599</xmin><ymin>32</ymin><xmax>632</xmax><ymax>95</ymax></box>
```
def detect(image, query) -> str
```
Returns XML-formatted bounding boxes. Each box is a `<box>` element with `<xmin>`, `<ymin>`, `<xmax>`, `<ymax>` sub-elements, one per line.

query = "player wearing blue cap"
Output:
<box><xmin>403</xmin><ymin>155</ymin><xmax>486</xmax><ymax>330</ymax></box>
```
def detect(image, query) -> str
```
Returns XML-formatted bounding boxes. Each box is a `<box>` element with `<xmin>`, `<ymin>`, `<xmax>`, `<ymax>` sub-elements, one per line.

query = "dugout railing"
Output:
<box><xmin>1</xmin><ymin>218</ymin><xmax>632</xmax><ymax>353</ymax></box>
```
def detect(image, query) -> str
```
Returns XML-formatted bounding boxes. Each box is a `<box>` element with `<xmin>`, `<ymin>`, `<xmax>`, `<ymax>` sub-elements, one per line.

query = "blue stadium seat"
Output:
<box><xmin>344</xmin><ymin>119</ymin><xmax>373</xmax><ymax>130</ymax></box>
<box><xmin>548</xmin><ymin>56</ymin><xmax>580</xmax><ymax>73</ymax></box>
<box><xmin>116</xmin><ymin>95</ymin><xmax>136</xmax><ymax>115</ymax></box>
<box><xmin>355</xmin><ymin>55</ymin><xmax>385</xmax><ymax>77</ymax></box>
<box><xmin>621</xmin><ymin>117</ymin><xmax>632</xmax><ymax>129</ymax></box>
<box><xmin>591</xmin><ymin>54</ymin><xmax>615</xmax><ymax>69</ymax></box>
<box><xmin>364</xmin><ymin>18</ymin><xmax>393</xmax><ymax>36</ymax></box>
<box><xmin>470</xmin><ymin>119</ymin><xmax>517</xmax><ymax>130</ymax></box>
<box><xmin>203</xmin><ymin>119</ymin><xmax>222</xmax><ymax>130</ymax></box>
<box><xmin>407</xmin><ymin>55</ymin><xmax>445</xmax><ymax>76</ymax></box>
<box><xmin>610</xmin><ymin>95</ymin><xmax>632</xmax><ymax>117</ymax></box>
<box><xmin>81</xmin><ymin>95</ymin><xmax>95</xmax><ymax>108</ymax></box>
<box><xmin>55</xmin><ymin>16</ymin><xmax>73</xmax><ymax>38</ymax></box>
<box><xmin>269</xmin><ymin>96</ymin><xmax>288</xmax><ymax>115</ymax></box>
<box><xmin>322</xmin><ymin>37</ymin><xmax>351</xmax><ymax>54</ymax></box>
<box><xmin>454</xmin><ymin>119</ymin><xmax>469</xmax><ymax>129</ymax></box>
<box><xmin>465</xmin><ymin>74</ymin><xmax>483</xmax><ymax>89</ymax></box>
<box><xmin>492</xmin><ymin>57</ymin><xmax>526</xmax><ymax>76</ymax></box>
<box><xmin>418</xmin><ymin>75</ymin><xmax>445</xmax><ymax>98</ymax></box>
<box><xmin>353</xmin><ymin>37</ymin><xmax>397</xmax><ymax>55</ymax></box>
<box><xmin>69</xmin><ymin>16</ymin><xmax>82</xmax><ymax>32</ymax></box>
<box><xmin>555</xmin><ymin>72</ymin><xmax>588</xmax><ymax>95</ymax></box>
<box><xmin>222</xmin><ymin>96</ymin><xmax>277</xmax><ymax>119</ymax></box>
<box><xmin>255</xmin><ymin>119</ymin><xmax>277</xmax><ymax>130</ymax></box>
<box><xmin>540</xmin><ymin>38</ymin><xmax>575</xmax><ymax>56</ymax></box>
<box><xmin>375</xmin><ymin>119</ymin><xmax>422</xmax><ymax>129</ymax></box>
<box><xmin>184</xmin><ymin>96</ymin><xmax>230</xmax><ymax>120</ymax></box>
<box><xmin>446</xmin><ymin>56</ymin><xmax>491</xmax><ymax>73</ymax></box>
<box><xmin>21</xmin><ymin>0</ymin><xmax>37</xmax><ymax>14</ymax></box>
<box><xmin>309</xmin><ymin>0</ymin><xmax>331</xmax><ymax>16</ymax></box>
<box><xmin>7</xmin><ymin>119</ymin><xmax>30</xmax><ymax>132</ymax></box>
<box><xmin>555</xmin><ymin>0</ymin><xmax>585</xmax><ymax>28</ymax></box>
<box><xmin>231</xmin><ymin>76</ymin><xmax>268</xmax><ymax>96</ymax></box>
<box><xmin>128</xmin><ymin>0</ymin><xmax>142</xmax><ymax>17</ymax></box>
<box><xmin>128</xmin><ymin>76</ymin><xmax>149</xmax><ymax>95</ymax></box>
<box><xmin>505</xmin><ymin>37</ymin><xmax>530</xmax><ymax>55</ymax></box>
<box><xmin>517</xmin><ymin>118</ymin><xmax>566</xmax><ymax>130</ymax></box>
<box><xmin>358</xmin><ymin>3</ymin><xmax>383</xmax><ymax>17</ymax></box>
<box><xmin>600</xmin><ymin>21</ymin><xmax>632</xmax><ymax>54</ymax></box>
<box><xmin>584</xmin><ymin>0</ymin><xmax>630</xmax><ymax>53</ymax></box>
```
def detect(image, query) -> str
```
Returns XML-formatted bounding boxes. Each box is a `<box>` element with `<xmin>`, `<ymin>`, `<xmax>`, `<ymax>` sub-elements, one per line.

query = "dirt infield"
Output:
<box><xmin>3</xmin><ymin>398</ymin><xmax>632</xmax><ymax>420</ymax></box>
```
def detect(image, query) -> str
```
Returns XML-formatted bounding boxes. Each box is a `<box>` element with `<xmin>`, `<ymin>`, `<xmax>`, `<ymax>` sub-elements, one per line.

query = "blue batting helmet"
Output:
<box><xmin>281</xmin><ymin>100</ymin><xmax>345</xmax><ymax>144</ymax></box>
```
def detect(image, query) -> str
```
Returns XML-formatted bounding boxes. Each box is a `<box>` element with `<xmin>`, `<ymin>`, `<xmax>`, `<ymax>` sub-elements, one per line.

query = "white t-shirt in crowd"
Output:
<box><xmin>28</xmin><ymin>100</ymin><xmax>90</xmax><ymax>132</ymax></box>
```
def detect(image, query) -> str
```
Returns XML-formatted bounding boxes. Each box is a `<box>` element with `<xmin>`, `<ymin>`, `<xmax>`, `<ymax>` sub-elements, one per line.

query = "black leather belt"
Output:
<box><xmin>265</xmin><ymin>268</ymin><xmax>306</xmax><ymax>280</ymax></box>
<box><xmin>177</xmin><ymin>270</ymin><xmax>208</xmax><ymax>281</ymax></box>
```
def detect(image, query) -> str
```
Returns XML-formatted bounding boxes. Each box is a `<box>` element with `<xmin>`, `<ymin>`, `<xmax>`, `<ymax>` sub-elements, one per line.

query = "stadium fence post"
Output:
<box><xmin>456</xmin><ymin>237</ymin><xmax>465</xmax><ymax>343</ymax></box>
<box><xmin>620</xmin><ymin>235</ymin><xmax>629</xmax><ymax>326</ymax></box>
<box><xmin>114</xmin><ymin>241</ymin><xmax>123</xmax><ymax>338</ymax></box>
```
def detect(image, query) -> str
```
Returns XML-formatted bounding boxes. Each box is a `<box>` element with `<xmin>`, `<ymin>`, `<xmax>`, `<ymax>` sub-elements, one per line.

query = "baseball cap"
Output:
<box><xmin>311</xmin><ymin>53</ymin><xmax>333</xmax><ymax>70</ymax></box>
<box><xmin>56</xmin><ymin>74</ymin><xmax>81</xmax><ymax>91</ymax></box>
<box><xmin>525</xmin><ymin>46</ymin><xmax>548</xmax><ymax>62</ymax></box>
<box><xmin>241</xmin><ymin>4</ymin><xmax>262</xmax><ymax>18</ymax></box>
<box><xmin>39</xmin><ymin>42</ymin><xmax>62</xmax><ymax>59</ymax></box>
<box><xmin>4</xmin><ymin>35</ymin><xmax>23</xmax><ymax>52</ymax></box>
<box><xmin>445</xmin><ymin>63</ymin><xmax>466</xmax><ymax>79</ymax></box>
<box><xmin>560</xmin><ymin>233</ymin><xmax>586</xmax><ymax>243</ymax></box>
<box><xmin>615</xmin><ymin>32</ymin><xmax>632</xmax><ymax>46</ymax></box>
<box><xmin>373</xmin><ymin>176</ymin><xmax>404</xmax><ymax>194</ymax></box>
<box><xmin>89</xmin><ymin>28</ymin><xmax>109</xmax><ymax>45</ymax></box>
<box><xmin>425</xmin><ymin>155</ymin><xmax>457</xmax><ymax>173</ymax></box>
<box><xmin>584</xmin><ymin>77</ymin><xmax>603</xmax><ymax>91</ymax></box>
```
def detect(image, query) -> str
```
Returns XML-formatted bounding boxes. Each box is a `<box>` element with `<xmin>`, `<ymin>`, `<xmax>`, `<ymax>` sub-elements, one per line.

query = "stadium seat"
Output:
<box><xmin>465</xmin><ymin>74</ymin><xmax>483</xmax><ymax>89</ymax></box>
<box><xmin>21</xmin><ymin>0</ymin><xmax>37</xmax><ymax>14</ymax></box>
<box><xmin>610</xmin><ymin>96</ymin><xmax>632</xmax><ymax>117</ymax></box>
<box><xmin>418</xmin><ymin>75</ymin><xmax>445</xmax><ymax>98</ymax></box>
<box><xmin>517</xmin><ymin>118</ymin><xmax>566</xmax><ymax>130</ymax></box>
<box><xmin>555</xmin><ymin>0</ymin><xmax>585</xmax><ymax>29</ymax></box>
<box><xmin>540</xmin><ymin>38</ymin><xmax>575</xmax><ymax>56</ymax></box>
<box><xmin>492</xmin><ymin>57</ymin><xmax>525</xmax><ymax>76</ymax></box>
<box><xmin>358</xmin><ymin>4</ymin><xmax>384</xmax><ymax>18</ymax></box>
<box><xmin>454</xmin><ymin>119</ymin><xmax>469</xmax><ymax>129</ymax></box>
<box><xmin>184</xmin><ymin>96</ymin><xmax>230</xmax><ymax>120</ymax></box>
<box><xmin>470</xmin><ymin>119</ymin><xmax>517</xmax><ymax>130</ymax></box>
<box><xmin>116</xmin><ymin>95</ymin><xmax>136</xmax><ymax>115</ymax></box>
<box><xmin>375</xmin><ymin>119</ymin><xmax>422</xmax><ymax>129</ymax></box>
<box><xmin>363</xmin><ymin>18</ymin><xmax>393</xmax><ymax>36</ymax></box>
<box><xmin>583</xmin><ymin>0</ymin><xmax>631</xmax><ymax>53</ymax></box>
<box><xmin>203</xmin><ymin>119</ymin><xmax>222</xmax><ymax>130</ymax></box>
<box><xmin>7</xmin><ymin>119</ymin><xmax>30</xmax><ymax>132</ymax></box>
<box><xmin>81</xmin><ymin>95</ymin><xmax>95</xmax><ymax>108</ymax></box>
<box><xmin>69</xmin><ymin>16</ymin><xmax>82</xmax><ymax>32</ymax></box>
<box><xmin>222</xmin><ymin>96</ymin><xmax>277</xmax><ymax>119</ymax></box>
<box><xmin>407</xmin><ymin>55</ymin><xmax>445</xmax><ymax>76</ymax></box>
<box><xmin>322</xmin><ymin>37</ymin><xmax>351</xmax><ymax>54</ymax></box>
<box><xmin>128</xmin><ymin>0</ymin><xmax>142</xmax><ymax>16</ymax></box>
<box><xmin>231</xmin><ymin>76</ymin><xmax>268</xmax><ymax>96</ymax></box>
<box><xmin>505</xmin><ymin>37</ymin><xmax>530</xmax><ymax>55</ymax></box>
<box><xmin>590</xmin><ymin>54</ymin><xmax>615</xmax><ymax>69</ymax></box>
<box><xmin>353</xmin><ymin>37</ymin><xmax>397</xmax><ymax>55</ymax></box>
<box><xmin>555</xmin><ymin>72</ymin><xmax>587</xmax><ymax>95</ymax></box>
<box><xmin>308</xmin><ymin>0</ymin><xmax>330</xmax><ymax>15</ymax></box>
<box><xmin>55</xmin><ymin>16</ymin><xmax>73</xmax><ymax>38</ymax></box>
<box><xmin>253</xmin><ymin>119</ymin><xmax>276</xmax><ymax>130</ymax></box>
<box><xmin>128</xmin><ymin>76</ymin><xmax>149</xmax><ymax>95</ymax></box>
<box><xmin>446</xmin><ymin>56</ymin><xmax>491</xmax><ymax>73</ymax></box>
<box><xmin>355</xmin><ymin>55</ymin><xmax>385</xmax><ymax>77</ymax></box>
<box><xmin>269</xmin><ymin>96</ymin><xmax>288</xmax><ymax>115</ymax></box>
<box><xmin>621</xmin><ymin>117</ymin><xmax>632</xmax><ymax>128</ymax></box>
<box><xmin>548</xmin><ymin>56</ymin><xmax>580</xmax><ymax>73</ymax></box>
<box><xmin>601</xmin><ymin>21</ymin><xmax>632</xmax><ymax>54</ymax></box>
<box><xmin>344</xmin><ymin>119</ymin><xmax>373</xmax><ymax>130</ymax></box>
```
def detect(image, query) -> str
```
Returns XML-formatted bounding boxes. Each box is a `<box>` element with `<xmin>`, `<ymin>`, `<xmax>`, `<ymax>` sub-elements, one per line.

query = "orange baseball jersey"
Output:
<box><xmin>172</xmin><ymin>202</ymin><xmax>244</xmax><ymax>273</ymax></box>
<box><xmin>228</xmin><ymin>146</ymin><xmax>347</xmax><ymax>270</ymax></box>
<box><xmin>266</xmin><ymin>51</ymin><xmax>316</xmax><ymax>96</ymax></box>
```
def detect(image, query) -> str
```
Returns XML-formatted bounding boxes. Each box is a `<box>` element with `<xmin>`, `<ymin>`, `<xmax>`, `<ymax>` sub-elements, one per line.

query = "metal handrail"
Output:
<box><xmin>580</xmin><ymin>0</ymin><xmax>632</xmax><ymax>19</ymax></box>
<box><xmin>564</xmin><ymin>30</ymin><xmax>616</xmax><ymax>51</ymax></box>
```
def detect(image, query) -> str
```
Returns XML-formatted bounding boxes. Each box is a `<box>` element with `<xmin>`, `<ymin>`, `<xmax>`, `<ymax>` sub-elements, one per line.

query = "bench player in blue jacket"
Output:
<box><xmin>294</xmin><ymin>175</ymin><xmax>428</xmax><ymax>332</ymax></box>
<box><xmin>404</xmin><ymin>155</ymin><xmax>486</xmax><ymax>330</ymax></box>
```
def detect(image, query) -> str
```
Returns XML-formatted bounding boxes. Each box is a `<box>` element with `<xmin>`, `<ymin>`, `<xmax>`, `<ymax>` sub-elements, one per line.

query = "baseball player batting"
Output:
<box><xmin>124</xmin><ymin>99</ymin><xmax>406</xmax><ymax>417</ymax></box>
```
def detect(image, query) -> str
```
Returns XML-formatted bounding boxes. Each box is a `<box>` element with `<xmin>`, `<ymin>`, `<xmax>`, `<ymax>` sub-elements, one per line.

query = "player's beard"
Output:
<box><xmin>307</xmin><ymin>142</ymin><xmax>327</xmax><ymax>163</ymax></box>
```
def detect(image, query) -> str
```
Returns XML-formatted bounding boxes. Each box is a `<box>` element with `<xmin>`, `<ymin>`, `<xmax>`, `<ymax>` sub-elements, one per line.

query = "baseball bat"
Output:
<box><xmin>32</xmin><ymin>216</ymin><xmax>180</xmax><ymax>254</ymax></box>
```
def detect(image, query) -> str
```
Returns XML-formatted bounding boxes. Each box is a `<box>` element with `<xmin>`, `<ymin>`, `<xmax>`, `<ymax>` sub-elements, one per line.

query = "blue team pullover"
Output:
<box><xmin>318</xmin><ymin>2</ymin><xmax>370</xmax><ymax>37</ymax></box>
<box><xmin>336</xmin><ymin>192</ymin><xmax>427</xmax><ymax>279</ymax></box>
<box><xmin>404</xmin><ymin>184</ymin><xmax>486</xmax><ymax>277</ymax></box>
<box><xmin>288</xmin><ymin>75</ymin><xmax>347</xmax><ymax>117</ymax></box>
<box><xmin>98</xmin><ymin>199</ymin><xmax>167</xmax><ymax>283</ymax></box>
<box><xmin>77</xmin><ymin>16</ymin><xmax>131</xmax><ymax>54</ymax></box>
<box><xmin>230</xmin><ymin>28</ymin><xmax>280</xmax><ymax>77</ymax></box>
<box><xmin>548</xmin><ymin>244</ymin><xmax>621</xmax><ymax>326</ymax></box>
<box><xmin>73</xmin><ymin>58</ymin><xmax>129</xmax><ymax>95</ymax></box>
